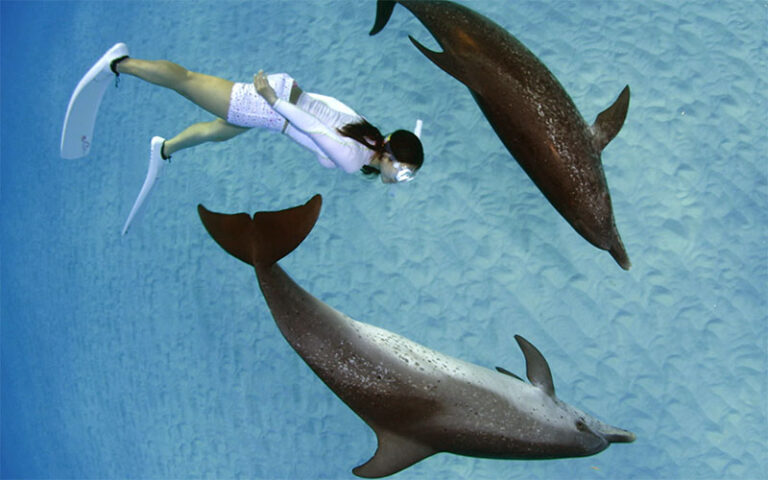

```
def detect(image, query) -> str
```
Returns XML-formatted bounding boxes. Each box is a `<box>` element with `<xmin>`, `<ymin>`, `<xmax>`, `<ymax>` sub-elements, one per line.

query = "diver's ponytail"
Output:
<box><xmin>337</xmin><ymin>119</ymin><xmax>386</xmax><ymax>176</ymax></box>
<box><xmin>337</xmin><ymin>119</ymin><xmax>385</xmax><ymax>152</ymax></box>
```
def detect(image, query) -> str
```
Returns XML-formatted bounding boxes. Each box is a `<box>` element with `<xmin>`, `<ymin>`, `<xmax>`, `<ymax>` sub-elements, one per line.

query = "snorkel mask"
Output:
<box><xmin>384</xmin><ymin>142</ymin><xmax>417</xmax><ymax>183</ymax></box>
<box><xmin>382</xmin><ymin>120</ymin><xmax>423</xmax><ymax>184</ymax></box>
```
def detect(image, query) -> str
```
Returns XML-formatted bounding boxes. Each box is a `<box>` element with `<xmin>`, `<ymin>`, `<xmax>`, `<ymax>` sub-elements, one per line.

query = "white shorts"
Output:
<box><xmin>226</xmin><ymin>73</ymin><xmax>294</xmax><ymax>129</ymax></box>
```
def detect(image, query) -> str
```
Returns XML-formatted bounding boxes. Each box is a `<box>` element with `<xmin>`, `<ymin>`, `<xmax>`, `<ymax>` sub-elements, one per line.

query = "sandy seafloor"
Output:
<box><xmin>1</xmin><ymin>1</ymin><xmax>766</xmax><ymax>479</ymax></box>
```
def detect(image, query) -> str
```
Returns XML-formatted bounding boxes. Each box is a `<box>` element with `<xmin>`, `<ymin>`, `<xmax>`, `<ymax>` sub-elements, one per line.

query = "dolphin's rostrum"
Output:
<box><xmin>198</xmin><ymin>195</ymin><xmax>635</xmax><ymax>478</ymax></box>
<box><xmin>371</xmin><ymin>0</ymin><xmax>632</xmax><ymax>269</ymax></box>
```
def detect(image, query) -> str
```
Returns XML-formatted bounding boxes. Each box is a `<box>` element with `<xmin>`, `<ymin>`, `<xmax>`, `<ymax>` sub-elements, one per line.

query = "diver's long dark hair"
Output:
<box><xmin>338</xmin><ymin>119</ymin><xmax>425</xmax><ymax>177</ymax></box>
<box><xmin>337</xmin><ymin>120</ymin><xmax>385</xmax><ymax>176</ymax></box>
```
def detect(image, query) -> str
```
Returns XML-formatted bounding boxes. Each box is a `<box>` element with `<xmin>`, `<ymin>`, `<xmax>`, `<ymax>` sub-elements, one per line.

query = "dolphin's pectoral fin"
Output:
<box><xmin>353</xmin><ymin>429</ymin><xmax>436</xmax><ymax>478</ymax></box>
<box><xmin>514</xmin><ymin>335</ymin><xmax>556</xmax><ymax>397</ymax></box>
<box><xmin>591</xmin><ymin>85</ymin><xmax>630</xmax><ymax>152</ymax></box>
<box><xmin>495</xmin><ymin>366</ymin><xmax>524</xmax><ymax>381</ymax></box>
<box><xmin>370</xmin><ymin>0</ymin><xmax>397</xmax><ymax>36</ymax></box>
<box><xmin>408</xmin><ymin>35</ymin><xmax>464</xmax><ymax>81</ymax></box>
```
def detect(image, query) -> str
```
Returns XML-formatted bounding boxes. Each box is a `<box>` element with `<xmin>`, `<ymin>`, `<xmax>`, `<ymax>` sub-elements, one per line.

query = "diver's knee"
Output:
<box><xmin>208</xmin><ymin>119</ymin><xmax>243</xmax><ymax>142</ymax></box>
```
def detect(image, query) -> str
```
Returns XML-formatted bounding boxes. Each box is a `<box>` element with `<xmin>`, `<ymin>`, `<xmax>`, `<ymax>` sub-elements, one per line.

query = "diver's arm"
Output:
<box><xmin>255</xmin><ymin>71</ymin><xmax>362</xmax><ymax>173</ymax></box>
<box><xmin>283</xmin><ymin>124</ymin><xmax>336</xmax><ymax>169</ymax></box>
<box><xmin>253</xmin><ymin>71</ymin><xmax>278</xmax><ymax>105</ymax></box>
<box><xmin>253</xmin><ymin>71</ymin><xmax>326</xmax><ymax>135</ymax></box>
<box><xmin>273</xmin><ymin>100</ymin><xmax>362</xmax><ymax>173</ymax></box>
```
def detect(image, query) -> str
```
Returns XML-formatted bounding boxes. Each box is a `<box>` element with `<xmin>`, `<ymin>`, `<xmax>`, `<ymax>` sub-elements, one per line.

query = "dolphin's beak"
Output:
<box><xmin>599</xmin><ymin>424</ymin><xmax>636</xmax><ymax>443</ymax></box>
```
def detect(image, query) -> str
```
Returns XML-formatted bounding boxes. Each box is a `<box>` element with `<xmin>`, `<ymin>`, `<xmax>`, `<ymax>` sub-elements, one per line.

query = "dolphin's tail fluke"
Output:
<box><xmin>370</xmin><ymin>0</ymin><xmax>397</xmax><ymax>35</ymax></box>
<box><xmin>197</xmin><ymin>195</ymin><xmax>322</xmax><ymax>268</ymax></box>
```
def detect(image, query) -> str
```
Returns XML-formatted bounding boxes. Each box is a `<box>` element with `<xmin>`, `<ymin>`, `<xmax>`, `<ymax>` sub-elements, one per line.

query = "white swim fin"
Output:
<box><xmin>122</xmin><ymin>137</ymin><xmax>166</xmax><ymax>235</ymax></box>
<box><xmin>61</xmin><ymin>42</ymin><xmax>129</xmax><ymax>159</ymax></box>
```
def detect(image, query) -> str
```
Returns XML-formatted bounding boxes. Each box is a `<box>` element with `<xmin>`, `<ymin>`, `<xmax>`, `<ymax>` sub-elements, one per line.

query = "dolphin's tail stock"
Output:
<box><xmin>197</xmin><ymin>195</ymin><xmax>323</xmax><ymax>268</ymax></box>
<box><xmin>369</xmin><ymin>0</ymin><xmax>397</xmax><ymax>35</ymax></box>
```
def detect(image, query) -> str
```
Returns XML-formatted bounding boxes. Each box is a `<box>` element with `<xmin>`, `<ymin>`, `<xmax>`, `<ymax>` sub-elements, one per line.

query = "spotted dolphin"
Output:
<box><xmin>197</xmin><ymin>195</ymin><xmax>635</xmax><ymax>478</ymax></box>
<box><xmin>371</xmin><ymin>0</ymin><xmax>632</xmax><ymax>269</ymax></box>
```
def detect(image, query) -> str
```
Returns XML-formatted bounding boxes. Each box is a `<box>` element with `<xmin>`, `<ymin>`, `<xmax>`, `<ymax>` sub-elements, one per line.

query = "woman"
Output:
<box><xmin>63</xmin><ymin>43</ymin><xmax>424</xmax><ymax>233</ymax></box>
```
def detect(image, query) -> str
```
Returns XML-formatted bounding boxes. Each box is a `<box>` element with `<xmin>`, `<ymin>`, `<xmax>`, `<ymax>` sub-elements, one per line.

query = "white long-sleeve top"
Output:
<box><xmin>274</xmin><ymin>93</ymin><xmax>373</xmax><ymax>173</ymax></box>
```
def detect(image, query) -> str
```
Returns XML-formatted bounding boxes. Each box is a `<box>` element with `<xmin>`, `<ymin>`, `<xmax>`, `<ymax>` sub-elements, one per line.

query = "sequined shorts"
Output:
<box><xmin>226</xmin><ymin>73</ymin><xmax>293</xmax><ymax>129</ymax></box>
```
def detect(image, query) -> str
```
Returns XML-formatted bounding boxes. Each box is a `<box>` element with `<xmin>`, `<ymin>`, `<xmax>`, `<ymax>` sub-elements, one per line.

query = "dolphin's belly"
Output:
<box><xmin>473</xmin><ymin>87</ymin><xmax>614</xmax><ymax>241</ymax></box>
<box><xmin>434</xmin><ymin>19</ymin><xmax>614</xmax><ymax>238</ymax></box>
<box><xmin>258</xmin><ymin>266</ymin><xmax>620</xmax><ymax>460</ymax></box>
<box><xmin>302</xmin><ymin>316</ymin><xmax>482</xmax><ymax>411</ymax></box>
<box><xmin>299</xmin><ymin>316</ymin><xmax>542</xmax><ymax>445</ymax></box>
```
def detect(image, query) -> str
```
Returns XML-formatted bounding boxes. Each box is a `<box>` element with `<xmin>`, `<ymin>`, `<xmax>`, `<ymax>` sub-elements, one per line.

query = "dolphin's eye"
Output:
<box><xmin>576</xmin><ymin>420</ymin><xmax>587</xmax><ymax>432</ymax></box>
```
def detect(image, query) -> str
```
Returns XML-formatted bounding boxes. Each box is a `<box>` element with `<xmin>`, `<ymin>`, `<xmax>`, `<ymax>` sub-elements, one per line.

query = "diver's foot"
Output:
<box><xmin>93</xmin><ymin>43</ymin><xmax>130</xmax><ymax>81</ymax></box>
<box><xmin>110</xmin><ymin>54</ymin><xmax>130</xmax><ymax>75</ymax></box>
<box><xmin>160</xmin><ymin>140</ymin><xmax>172</xmax><ymax>162</ymax></box>
<box><xmin>150</xmin><ymin>136</ymin><xmax>167</xmax><ymax>168</ymax></box>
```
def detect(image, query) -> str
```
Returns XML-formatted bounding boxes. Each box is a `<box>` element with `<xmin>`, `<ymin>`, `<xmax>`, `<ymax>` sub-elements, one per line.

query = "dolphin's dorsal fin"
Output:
<box><xmin>353</xmin><ymin>428</ymin><xmax>436</xmax><ymax>478</ymax></box>
<box><xmin>514</xmin><ymin>335</ymin><xmax>555</xmax><ymax>397</ymax></box>
<box><xmin>591</xmin><ymin>85</ymin><xmax>630</xmax><ymax>152</ymax></box>
<box><xmin>495</xmin><ymin>366</ymin><xmax>524</xmax><ymax>381</ymax></box>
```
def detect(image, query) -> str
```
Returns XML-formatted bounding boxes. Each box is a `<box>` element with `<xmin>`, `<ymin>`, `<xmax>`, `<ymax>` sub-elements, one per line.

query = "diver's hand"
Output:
<box><xmin>254</xmin><ymin>70</ymin><xmax>278</xmax><ymax>106</ymax></box>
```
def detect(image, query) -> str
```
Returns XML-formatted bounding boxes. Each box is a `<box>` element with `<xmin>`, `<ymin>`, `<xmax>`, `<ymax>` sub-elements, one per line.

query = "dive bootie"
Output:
<box><xmin>60</xmin><ymin>42</ymin><xmax>130</xmax><ymax>159</ymax></box>
<box><xmin>122</xmin><ymin>136</ymin><xmax>166</xmax><ymax>235</ymax></box>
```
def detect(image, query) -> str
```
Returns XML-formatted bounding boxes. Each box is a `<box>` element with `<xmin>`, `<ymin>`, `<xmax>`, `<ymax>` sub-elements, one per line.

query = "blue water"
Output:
<box><xmin>1</xmin><ymin>1</ymin><xmax>766</xmax><ymax>478</ymax></box>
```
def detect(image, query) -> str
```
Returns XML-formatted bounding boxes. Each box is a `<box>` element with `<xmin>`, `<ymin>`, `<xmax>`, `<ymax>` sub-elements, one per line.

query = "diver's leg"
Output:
<box><xmin>115</xmin><ymin>58</ymin><xmax>233</xmax><ymax>120</ymax></box>
<box><xmin>163</xmin><ymin>118</ymin><xmax>250</xmax><ymax>157</ymax></box>
<box><xmin>121</xmin><ymin>118</ymin><xmax>247</xmax><ymax>234</ymax></box>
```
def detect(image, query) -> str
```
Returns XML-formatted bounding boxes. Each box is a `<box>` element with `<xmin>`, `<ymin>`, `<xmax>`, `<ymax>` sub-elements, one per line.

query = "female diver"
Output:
<box><xmin>63</xmin><ymin>43</ymin><xmax>424</xmax><ymax>234</ymax></box>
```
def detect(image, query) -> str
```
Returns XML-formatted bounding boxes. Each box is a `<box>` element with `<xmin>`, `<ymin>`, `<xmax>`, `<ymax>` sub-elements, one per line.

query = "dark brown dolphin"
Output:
<box><xmin>371</xmin><ymin>1</ymin><xmax>632</xmax><ymax>269</ymax></box>
<box><xmin>198</xmin><ymin>195</ymin><xmax>635</xmax><ymax>478</ymax></box>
